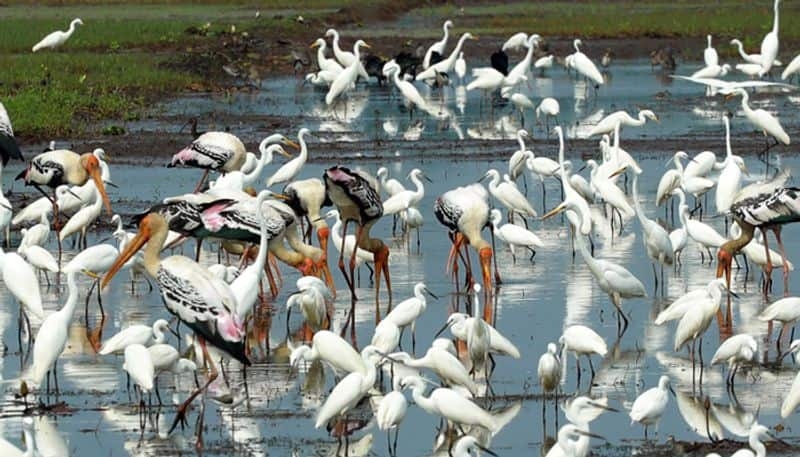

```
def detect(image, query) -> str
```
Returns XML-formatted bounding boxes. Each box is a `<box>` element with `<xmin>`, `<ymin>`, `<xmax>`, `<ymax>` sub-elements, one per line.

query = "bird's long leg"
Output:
<box><xmin>374</xmin><ymin>242</ymin><xmax>392</xmax><ymax>318</ymax></box>
<box><xmin>773</xmin><ymin>226</ymin><xmax>790</xmax><ymax>297</ymax></box>
<box><xmin>348</xmin><ymin>225</ymin><xmax>364</xmax><ymax>344</ymax></box>
<box><xmin>262</xmin><ymin>259</ymin><xmax>278</xmax><ymax>297</ymax></box>
<box><xmin>337</xmin><ymin>219</ymin><xmax>354</xmax><ymax>295</ymax></box>
<box><xmin>168</xmin><ymin>336</ymin><xmax>217</xmax><ymax>437</ymax></box>
<box><xmin>489</xmin><ymin>228</ymin><xmax>502</xmax><ymax>285</ymax></box>
<box><xmin>763</xmin><ymin>229</ymin><xmax>774</xmax><ymax>296</ymax></box>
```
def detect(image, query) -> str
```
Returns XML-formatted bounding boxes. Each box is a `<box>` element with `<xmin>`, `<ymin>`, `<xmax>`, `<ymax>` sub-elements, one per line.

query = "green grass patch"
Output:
<box><xmin>415</xmin><ymin>1</ymin><xmax>799</xmax><ymax>44</ymax></box>
<box><xmin>1</xmin><ymin>53</ymin><xmax>194</xmax><ymax>137</ymax></box>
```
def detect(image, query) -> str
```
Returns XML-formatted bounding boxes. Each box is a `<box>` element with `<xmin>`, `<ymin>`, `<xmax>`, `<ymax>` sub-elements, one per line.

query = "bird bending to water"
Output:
<box><xmin>32</xmin><ymin>18</ymin><xmax>83</xmax><ymax>52</ymax></box>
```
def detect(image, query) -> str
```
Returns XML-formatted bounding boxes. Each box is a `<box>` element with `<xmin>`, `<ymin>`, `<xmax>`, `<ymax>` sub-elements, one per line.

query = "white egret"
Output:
<box><xmin>423</xmin><ymin>20</ymin><xmax>454</xmax><ymax>69</ymax></box>
<box><xmin>395</xmin><ymin>346</ymin><xmax>478</xmax><ymax>395</ymax></box>
<box><xmin>326</xmin><ymin>40</ymin><xmax>370</xmax><ymax>107</ymax></box>
<box><xmin>98</xmin><ymin>319</ymin><xmax>171</xmax><ymax>355</ymax></box>
<box><xmin>629</xmin><ymin>375</ymin><xmax>673</xmax><ymax>440</ymax></box>
<box><xmin>464</xmin><ymin>284</ymin><xmax>491</xmax><ymax>379</ymax></box>
<box><xmin>290</xmin><ymin>330</ymin><xmax>365</xmax><ymax>375</ymax></box>
<box><xmin>758</xmin><ymin>0</ymin><xmax>780</xmax><ymax>76</ymax></box>
<box><xmin>385</xmin><ymin>64</ymin><xmax>428</xmax><ymax>118</ymax></box>
<box><xmin>371</xmin><ymin>319</ymin><xmax>400</xmax><ymax>354</ymax></box>
<box><xmin>489</xmin><ymin>208</ymin><xmax>543</xmax><ymax>262</ymax></box>
<box><xmin>730</xmin><ymin>39</ymin><xmax>764</xmax><ymax>65</ymax></box>
<box><xmin>382</xmin><ymin>168</ymin><xmax>429</xmax><ymax>216</ymax></box>
<box><xmin>455</xmin><ymin>52</ymin><xmax>467</xmax><ymax>81</ymax></box>
<box><xmin>0</xmin><ymin>247</ymin><xmax>44</xmax><ymax>342</ymax></box>
<box><xmin>506</xmin><ymin>34</ymin><xmax>540</xmax><ymax>86</ymax></box>
<box><xmin>559</xmin><ymin>325</ymin><xmax>607</xmax><ymax>383</ymax></box>
<box><xmin>416</xmin><ymin>33</ymin><xmax>476</xmax><ymax>82</ymax></box>
<box><xmin>524</xmin><ymin>146</ymin><xmax>561</xmax><ymax>212</ymax></box>
<box><xmin>655</xmin><ymin>279</ymin><xmax>727</xmax><ymax>325</ymax></box>
<box><xmin>534</xmin><ymin>55</ymin><xmax>554</xmax><ymax>72</ymax></box>
<box><xmin>679</xmin><ymin>189</ymin><xmax>727</xmax><ymax>261</ymax></box>
<box><xmin>710</xmin><ymin>333</ymin><xmax>757</xmax><ymax>386</ymax></box>
<box><xmin>509</xmin><ymin>93</ymin><xmax>535</xmax><ymax>126</ymax></box>
<box><xmin>265</xmin><ymin>128</ymin><xmax>309</xmax><ymax>187</ymax></box>
<box><xmin>569</xmin><ymin>39</ymin><xmax>604</xmax><ymax>87</ymax></box>
<box><xmin>123</xmin><ymin>344</ymin><xmax>155</xmax><ymax>411</ymax></box>
<box><xmin>310</xmin><ymin>38</ymin><xmax>344</xmax><ymax>74</ymax></box>
<box><xmin>781</xmin><ymin>53</ymin><xmax>800</xmax><ymax>80</ymax></box>
<box><xmin>376</xmin><ymin>167</ymin><xmax>406</xmax><ymax>198</ymax></box>
<box><xmin>537</xmin><ymin>342</ymin><xmax>561</xmax><ymax>414</ymax></box>
<box><xmin>400</xmin><ymin>375</ymin><xmax>500</xmax><ymax>433</ymax></box>
<box><xmin>586</xmin><ymin>109</ymin><xmax>658</xmax><ymax>137</ymax></box>
<box><xmin>536</xmin><ymin>97</ymin><xmax>560</xmax><ymax>132</ymax></box>
<box><xmin>17</xmin><ymin>244</ymin><xmax>59</xmax><ymax>285</ymax></box>
<box><xmin>674</xmin><ymin>279</ymin><xmax>728</xmax><ymax>374</ymax></box>
<box><xmin>449</xmin><ymin>436</ymin><xmax>498</xmax><ymax>457</ymax></box>
<box><xmin>729</xmin><ymin>423</ymin><xmax>773</xmax><ymax>457</ymax></box>
<box><xmin>626</xmin><ymin>168</ymin><xmax>673</xmax><ymax>285</ymax></box>
<box><xmin>375</xmin><ymin>381</ymin><xmax>407</xmax><ymax>454</ymax></box>
<box><xmin>29</xmin><ymin>272</ymin><xmax>78</xmax><ymax>393</ymax></box>
<box><xmin>759</xmin><ymin>297</ymin><xmax>800</xmax><ymax>348</ymax></box>
<box><xmin>716</xmin><ymin>114</ymin><xmax>749</xmax><ymax>214</ymax></box>
<box><xmin>482</xmin><ymin>168</ymin><xmax>537</xmax><ymax>222</ymax></box>
<box><xmin>545</xmin><ymin>424</ymin><xmax>604</xmax><ymax>457</ymax></box>
<box><xmin>782</xmin><ymin>368</ymin><xmax>800</xmax><ymax>418</ymax></box>
<box><xmin>439</xmin><ymin>311</ymin><xmax>520</xmax><ymax>359</ymax></box>
<box><xmin>547</xmin><ymin>204</ymin><xmax>645</xmax><ymax>331</ymax></box>
<box><xmin>384</xmin><ymin>282</ymin><xmax>437</xmax><ymax>351</ymax></box>
<box><xmin>314</xmin><ymin>346</ymin><xmax>380</xmax><ymax>428</ymax></box>
<box><xmin>704</xmin><ymin>35</ymin><xmax>719</xmax><ymax>67</ymax></box>
<box><xmin>20</xmin><ymin>213</ymin><xmax>50</xmax><ymax>248</ymax></box>
<box><xmin>562</xmin><ymin>396</ymin><xmax>617</xmax><ymax>457</ymax></box>
<box><xmin>32</xmin><ymin>18</ymin><xmax>83</xmax><ymax>52</ymax></box>
<box><xmin>726</xmin><ymin>88</ymin><xmax>790</xmax><ymax>146</ymax></box>
<box><xmin>508</xmin><ymin>129</ymin><xmax>531</xmax><ymax>182</ymax></box>
<box><xmin>324</xmin><ymin>29</ymin><xmax>369</xmax><ymax>80</ymax></box>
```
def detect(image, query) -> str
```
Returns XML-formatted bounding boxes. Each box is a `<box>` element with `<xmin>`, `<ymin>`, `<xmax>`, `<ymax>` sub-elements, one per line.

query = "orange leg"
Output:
<box><xmin>263</xmin><ymin>260</ymin><xmax>278</xmax><ymax>297</ymax></box>
<box><xmin>374</xmin><ymin>244</ymin><xmax>392</xmax><ymax>320</ymax></box>
<box><xmin>317</xmin><ymin>227</ymin><xmax>336</xmax><ymax>296</ymax></box>
<box><xmin>479</xmin><ymin>247</ymin><xmax>493</xmax><ymax>323</ymax></box>
<box><xmin>168</xmin><ymin>336</ymin><xmax>218</xmax><ymax>448</ymax></box>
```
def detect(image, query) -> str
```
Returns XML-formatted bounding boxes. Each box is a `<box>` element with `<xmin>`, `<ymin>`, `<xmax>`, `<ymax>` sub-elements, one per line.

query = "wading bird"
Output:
<box><xmin>101</xmin><ymin>211</ymin><xmax>249</xmax><ymax>448</ymax></box>
<box><xmin>32</xmin><ymin>18</ymin><xmax>83</xmax><ymax>52</ymax></box>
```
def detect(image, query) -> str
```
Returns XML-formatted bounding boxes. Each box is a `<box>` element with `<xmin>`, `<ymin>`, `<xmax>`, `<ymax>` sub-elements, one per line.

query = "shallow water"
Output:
<box><xmin>134</xmin><ymin>59</ymin><xmax>800</xmax><ymax>145</ymax></box>
<box><xmin>3</xmin><ymin>61</ymin><xmax>800</xmax><ymax>456</ymax></box>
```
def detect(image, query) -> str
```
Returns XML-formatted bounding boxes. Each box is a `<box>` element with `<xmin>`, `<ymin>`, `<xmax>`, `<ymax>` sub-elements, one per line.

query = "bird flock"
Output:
<box><xmin>3</xmin><ymin>2</ymin><xmax>800</xmax><ymax>456</ymax></box>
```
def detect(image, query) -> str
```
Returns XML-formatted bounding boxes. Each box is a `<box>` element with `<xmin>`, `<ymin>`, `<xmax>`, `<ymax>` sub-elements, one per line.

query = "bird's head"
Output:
<box><xmin>73</xmin><ymin>18</ymin><xmax>84</xmax><ymax>27</ymax></box>
<box><xmin>79</xmin><ymin>152</ymin><xmax>112</xmax><ymax>215</ymax></box>
<box><xmin>309</xmin><ymin>38</ymin><xmax>325</xmax><ymax>49</ymax></box>
<box><xmin>102</xmin><ymin>213</ymin><xmax>167</xmax><ymax>289</ymax></box>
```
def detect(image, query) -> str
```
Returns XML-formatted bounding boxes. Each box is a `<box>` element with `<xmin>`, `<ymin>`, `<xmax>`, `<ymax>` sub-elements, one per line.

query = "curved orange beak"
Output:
<box><xmin>87</xmin><ymin>163</ymin><xmax>112</xmax><ymax>215</ymax></box>
<box><xmin>102</xmin><ymin>218</ymin><xmax>151</xmax><ymax>289</ymax></box>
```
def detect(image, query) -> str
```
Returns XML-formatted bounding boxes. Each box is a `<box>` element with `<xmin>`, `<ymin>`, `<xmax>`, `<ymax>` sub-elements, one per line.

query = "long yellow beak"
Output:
<box><xmin>101</xmin><ymin>225</ymin><xmax>150</xmax><ymax>289</ymax></box>
<box><xmin>284</xmin><ymin>139</ymin><xmax>300</xmax><ymax>150</ymax></box>
<box><xmin>542</xmin><ymin>203</ymin><xmax>566</xmax><ymax>220</ymax></box>
<box><xmin>608</xmin><ymin>166</ymin><xmax>628</xmax><ymax>179</ymax></box>
<box><xmin>310</xmin><ymin>42</ymin><xmax>320</xmax><ymax>48</ymax></box>
<box><xmin>277</xmin><ymin>147</ymin><xmax>292</xmax><ymax>158</ymax></box>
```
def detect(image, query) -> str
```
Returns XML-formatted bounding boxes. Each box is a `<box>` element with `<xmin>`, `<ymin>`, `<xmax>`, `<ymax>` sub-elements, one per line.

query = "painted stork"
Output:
<box><xmin>101</xmin><ymin>211</ymin><xmax>249</xmax><ymax>448</ymax></box>
<box><xmin>16</xmin><ymin>149</ymin><xmax>112</xmax><ymax>264</ymax></box>
<box><xmin>0</xmin><ymin>102</ymin><xmax>24</xmax><ymax>166</ymax></box>
<box><xmin>169</xmin><ymin>131</ymin><xmax>298</xmax><ymax>192</ymax></box>
<box><xmin>433</xmin><ymin>182</ymin><xmax>496</xmax><ymax>322</ymax></box>
<box><xmin>718</xmin><ymin>171</ymin><xmax>799</xmax><ymax>298</ymax></box>
<box><xmin>323</xmin><ymin>166</ymin><xmax>391</xmax><ymax>340</ymax></box>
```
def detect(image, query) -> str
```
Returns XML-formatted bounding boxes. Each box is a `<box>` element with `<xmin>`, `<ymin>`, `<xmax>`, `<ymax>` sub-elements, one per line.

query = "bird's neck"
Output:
<box><xmin>143</xmin><ymin>226</ymin><xmax>168</xmax><ymax>278</ymax></box>
<box><xmin>59</xmin><ymin>273</ymin><xmax>79</xmax><ymax>321</ymax></box>
<box><xmin>721</xmin><ymin>221</ymin><xmax>755</xmax><ymax>255</ymax></box>
<box><xmin>449</xmin><ymin>35</ymin><xmax>468</xmax><ymax>62</ymax></box>
<box><xmin>411</xmin><ymin>385</ymin><xmax>435</xmax><ymax>413</ymax></box>
<box><xmin>269</xmin><ymin>240</ymin><xmax>304</xmax><ymax>267</ymax></box>
<box><xmin>751</xmin><ymin>434</ymin><xmax>766</xmax><ymax>457</ymax></box>
<box><xmin>773</xmin><ymin>0</ymin><xmax>780</xmax><ymax>33</ymax></box>
<box><xmin>67</xmin><ymin>22</ymin><xmax>77</xmax><ymax>36</ymax></box>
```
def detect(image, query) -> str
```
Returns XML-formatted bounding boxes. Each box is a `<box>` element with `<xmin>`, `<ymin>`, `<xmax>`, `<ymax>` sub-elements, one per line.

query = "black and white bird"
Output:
<box><xmin>0</xmin><ymin>102</ymin><xmax>24</xmax><ymax>166</ymax></box>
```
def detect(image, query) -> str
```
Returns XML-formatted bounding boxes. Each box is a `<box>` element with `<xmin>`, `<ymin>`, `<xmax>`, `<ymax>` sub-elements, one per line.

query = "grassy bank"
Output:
<box><xmin>417</xmin><ymin>1</ymin><xmax>799</xmax><ymax>49</ymax></box>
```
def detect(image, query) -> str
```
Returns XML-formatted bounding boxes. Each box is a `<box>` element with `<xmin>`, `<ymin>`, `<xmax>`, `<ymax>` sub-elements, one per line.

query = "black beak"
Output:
<box><xmin>478</xmin><ymin>174</ymin><xmax>488</xmax><ymax>183</ymax></box>
<box><xmin>67</xmin><ymin>189</ymin><xmax>82</xmax><ymax>201</ymax></box>
<box><xmin>425</xmin><ymin>288</ymin><xmax>439</xmax><ymax>300</ymax></box>
<box><xmin>105</xmin><ymin>180</ymin><xmax>119</xmax><ymax>189</ymax></box>
<box><xmin>434</xmin><ymin>321</ymin><xmax>449</xmax><ymax>338</ymax></box>
<box><xmin>476</xmin><ymin>444</ymin><xmax>498</xmax><ymax>457</ymax></box>
<box><xmin>423</xmin><ymin>174</ymin><xmax>433</xmax><ymax>183</ymax></box>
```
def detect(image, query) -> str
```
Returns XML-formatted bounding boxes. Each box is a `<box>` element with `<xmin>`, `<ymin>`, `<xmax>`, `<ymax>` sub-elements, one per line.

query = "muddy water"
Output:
<box><xmin>2</xmin><ymin>61</ymin><xmax>800</xmax><ymax>456</ymax></box>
